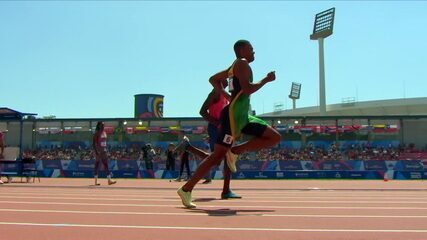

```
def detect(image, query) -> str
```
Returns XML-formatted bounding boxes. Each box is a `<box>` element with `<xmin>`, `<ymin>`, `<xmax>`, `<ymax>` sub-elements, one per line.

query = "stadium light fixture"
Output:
<box><xmin>288</xmin><ymin>82</ymin><xmax>302</xmax><ymax>110</ymax></box>
<box><xmin>310</xmin><ymin>7</ymin><xmax>335</xmax><ymax>115</ymax></box>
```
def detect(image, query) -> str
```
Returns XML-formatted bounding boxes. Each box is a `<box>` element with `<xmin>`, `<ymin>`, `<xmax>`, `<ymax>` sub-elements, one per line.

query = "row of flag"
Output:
<box><xmin>35</xmin><ymin>124</ymin><xmax>399</xmax><ymax>135</ymax></box>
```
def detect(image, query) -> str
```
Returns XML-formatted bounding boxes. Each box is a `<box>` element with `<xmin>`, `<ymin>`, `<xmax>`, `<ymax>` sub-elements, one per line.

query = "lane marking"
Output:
<box><xmin>2</xmin><ymin>192</ymin><xmax>427</xmax><ymax>200</ymax></box>
<box><xmin>2</xmin><ymin>200</ymin><xmax>427</xmax><ymax>210</ymax></box>
<box><xmin>1</xmin><ymin>208</ymin><xmax>427</xmax><ymax>218</ymax></box>
<box><xmin>0</xmin><ymin>221</ymin><xmax>427</xmax><ymax>233</ymax></box>
<box><xmin>3</xmin><ymin>188</ymin><xmax>427</xmax><ymax>199</ymax></box>
<box><xmin>1</xmin><ymin>195</ymin><xmax>427</xmax><ymax>204</ymax></box>
<box><xmin>3</xmin><ymin>187</ymin><xmax>427</xmax><ymax>195</ymax></box>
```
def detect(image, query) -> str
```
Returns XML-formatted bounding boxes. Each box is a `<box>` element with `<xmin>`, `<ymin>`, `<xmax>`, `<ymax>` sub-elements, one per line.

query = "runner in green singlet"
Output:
<box><xmin>177</xmin><ymin>40</ymin><xmax>281</xmax><ymax>208</ymax></box>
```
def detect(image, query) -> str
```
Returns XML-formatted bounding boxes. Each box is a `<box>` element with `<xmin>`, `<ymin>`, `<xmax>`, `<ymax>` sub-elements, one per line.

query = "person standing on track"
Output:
<box><xmin>177</xmin><ymin>40</ymin><xmax>281</xmax><ymax>208</ymax></box>
<box><xmin>174</xmin><ymin>149</ymin><xmax>192</xmax><ymax>182</ymax></box>
<box><xmin>93</xmin><ymin>121</ymin><xmax>116</xmax><ymax>186</ymax></box>
<box><xmin>0</xmin><ymin>131</ymin><xmax>4</xmax><ymax>184</ymax></box>
<box><xmin>166</xmin><ymin>143</ymin><xmax>176</xmax><ymax>171</ymax></box>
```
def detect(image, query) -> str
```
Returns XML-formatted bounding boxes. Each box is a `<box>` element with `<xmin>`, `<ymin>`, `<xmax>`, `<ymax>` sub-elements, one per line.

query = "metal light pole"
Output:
<box><xmin>288</xmin><ymin>82</ymin><xmax>302</xmax><ymax>110</ymax></box>
<box><xmin>310</xmin><ymin>8</ymin><xmax>335</xmax><ymax>116</ymax></box>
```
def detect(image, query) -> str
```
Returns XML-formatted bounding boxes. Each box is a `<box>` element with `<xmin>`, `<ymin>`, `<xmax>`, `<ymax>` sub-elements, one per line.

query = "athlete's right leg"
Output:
<box><xmin>221</xmin><ymin>159</ymin><xmax>241</xmax><ymax>199</ymax></box>
<box><xmin>203</xmin><ymin>123</ymin><xmax>218</xmax><ymax>184</ymax></box>
<box><xmin>100</xmin><ymin>153</ymin><xmax>110</xmax><ymax>176</ymax></box>
<box><xmin>100</xmin><ymin>152</ymin><xmax>116</xmax><ymax>185</ymax></box>
<box><xmin>222</xmin><ymin>159</ymin><xmax>231</xmax><ymax>194</ymax></box>
<box><xmin>94</xmin><ymin>157</ymin><xmax>100</xmax><ymax>185</ymax></box>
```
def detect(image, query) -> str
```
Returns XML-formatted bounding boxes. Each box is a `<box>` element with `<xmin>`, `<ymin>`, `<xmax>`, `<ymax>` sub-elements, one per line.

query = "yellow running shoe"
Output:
<box><xmin>226</xmin><ymin>150</ymin><xmax>238</xmax><ymax>173</ymax></box>
<box><xmin>177</xmin><ymin>187</ymin><xmax>196</xmax><ymax>208</ymax></box>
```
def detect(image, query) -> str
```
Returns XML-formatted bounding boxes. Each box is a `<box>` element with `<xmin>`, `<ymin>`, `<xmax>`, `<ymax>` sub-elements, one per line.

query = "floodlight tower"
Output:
<box><xmin>288</xmin><ymin>82</ymin><xmax>302</xmax><ymax>110</ymax></box>
<box><xmin>310</xmin><ymin>8</ymin><xmax>335</xmax><ymax>115</ymax></box>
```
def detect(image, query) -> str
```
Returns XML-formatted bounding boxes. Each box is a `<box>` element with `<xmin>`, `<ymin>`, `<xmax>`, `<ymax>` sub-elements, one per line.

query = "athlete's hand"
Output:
<box><xmin>264</xmin><ymin>71</ymin><xmax>276</xmax><ymax>83</ymax></box>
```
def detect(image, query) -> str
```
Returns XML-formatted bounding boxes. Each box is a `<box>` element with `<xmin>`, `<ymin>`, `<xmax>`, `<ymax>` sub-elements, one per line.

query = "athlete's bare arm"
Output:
<box><xmin>209</xmin><ymin>70</ymin><xmax>231</xmax><ymax>101</ymax></box>
<box><xmin>92</xmin><ymin>132</ymin><xmax>100</xmax><ymax>155</ymax></box>
<box><xmin>234</xmin><ymin>59</ymin><xmax>276</xmax><ymax>95</ymax></box>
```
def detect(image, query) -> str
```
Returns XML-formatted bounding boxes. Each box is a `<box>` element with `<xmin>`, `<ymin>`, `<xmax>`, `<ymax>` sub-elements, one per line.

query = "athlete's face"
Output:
<box><xmin>242</xmin><ymin>44</ymin><xmax>255</xmax><ymax>62</ymax></box>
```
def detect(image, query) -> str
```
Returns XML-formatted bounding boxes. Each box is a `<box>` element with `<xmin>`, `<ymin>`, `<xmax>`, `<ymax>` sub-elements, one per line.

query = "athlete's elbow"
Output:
<box><xmin>209</xmin><ymin>77</ymin><xmax>216</xmax><ymax>85</ymax></box>
<box><xmin>241</xmin><ymin>88</ymin><xmax>253</xmax><ymax>95</ymax></box>
<box><xmin>199</xmin><ymin>110</ymin><xmax>206</xmax><ymax>117</ymax></box>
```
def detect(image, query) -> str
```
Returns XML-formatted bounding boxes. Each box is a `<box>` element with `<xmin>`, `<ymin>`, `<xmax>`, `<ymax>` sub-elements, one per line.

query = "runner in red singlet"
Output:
<box><xmin>93</xmin><ymin>121</ymin><xmax>116</xmax><ymax>186</ymax></box>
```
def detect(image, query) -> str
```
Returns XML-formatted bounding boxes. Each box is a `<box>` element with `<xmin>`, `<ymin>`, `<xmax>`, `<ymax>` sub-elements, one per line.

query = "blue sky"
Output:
<box><xmin>1</xmin><ymin>1</ymin><xmax>426</xmax><ymax>118</ymax></box>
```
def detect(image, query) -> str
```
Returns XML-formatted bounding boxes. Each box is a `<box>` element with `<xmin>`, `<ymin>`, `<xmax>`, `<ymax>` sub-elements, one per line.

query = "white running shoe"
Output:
<box><xmin>226</xmin><ymin>150</ymin><xmax>238</xmax><ymax>173</ymax></box>
<box><xmin>177</xmin><ymin>187</ymin><xmax>196</xmax><ymax>208</ymax></box>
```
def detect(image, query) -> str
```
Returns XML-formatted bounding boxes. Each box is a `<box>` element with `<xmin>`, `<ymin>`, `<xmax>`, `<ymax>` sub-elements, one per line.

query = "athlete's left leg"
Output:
<box><xmin>232</xmin><ymin>125</ymin><xmax>281</xmax><ymax>155</ymax></box>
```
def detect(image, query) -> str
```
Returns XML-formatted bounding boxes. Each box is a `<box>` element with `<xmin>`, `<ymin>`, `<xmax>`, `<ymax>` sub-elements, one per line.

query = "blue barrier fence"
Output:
<box><xmin>3</xmin><ymin>159</ymin><xmax>425</xmax><ymax>180</ymax></box>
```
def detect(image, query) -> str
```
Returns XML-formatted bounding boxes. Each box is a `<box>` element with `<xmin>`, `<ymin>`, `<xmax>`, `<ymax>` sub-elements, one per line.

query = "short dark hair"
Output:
<box><xmin>234</xmin><ymin>39</ymin><xmax>250</xmax><ymax>56</ymax></box>
<box><xmin>95</xmin><ymin>121</ymin><xmax>104</xmax><ymax>131</ymax></box>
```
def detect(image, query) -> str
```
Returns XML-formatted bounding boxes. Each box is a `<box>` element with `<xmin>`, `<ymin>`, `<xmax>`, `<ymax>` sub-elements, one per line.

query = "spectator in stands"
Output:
<box><xmin>166</xmin><ymin>143</ymin><xmax>176</xmax><ymax>171</ymax></box>
<box><xmin>174</xmin><ymin>150</ymin><xmax>191</xmax><ymax>182</ymax></box>
<box><xmin>142</xmin><ymin>143</ymin><xmax>155</xmax><ymax>170</ymax></box>
<box><xmin>20</xmin><ymin>140</ymin><xmax>427</xmax><ymax>163</ymax></box>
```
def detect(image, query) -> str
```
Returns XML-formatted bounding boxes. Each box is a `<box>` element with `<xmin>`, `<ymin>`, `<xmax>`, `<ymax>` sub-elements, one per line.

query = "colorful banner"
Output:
<box><xmin>15</xmin><ymin>159</ymin><xmax>427</xmax><ymax>180</ymax></box>
<box><xmin>364</xmin><ymin>160</ymin><xmax>387</xmax><ymax>171</ymax></box>
<box><xmin>134</xmin><ymin>94</ymin><xmax>164</xmax><ymax>118</ymax></box>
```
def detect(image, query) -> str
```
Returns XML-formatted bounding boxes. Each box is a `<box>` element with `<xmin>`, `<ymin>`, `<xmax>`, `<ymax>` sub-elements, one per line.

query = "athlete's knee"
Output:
<box><xmin>271</xmin><ymin>130</ymin><xmax>281</xmax><ymax>144</ymax></box>
<box><xmin>211</xmin><ymin>156</ymin><xmax>223</xmax><ymax>166</ymax></box>
<box><xmin>264</xmin><ymin>127</ymin><xmax>281</xmax><ymax>144</ymax></box>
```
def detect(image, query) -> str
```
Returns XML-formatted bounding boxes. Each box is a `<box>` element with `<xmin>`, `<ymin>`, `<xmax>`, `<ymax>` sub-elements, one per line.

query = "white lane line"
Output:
<box><xmin>0</xmin><ymin>221</ymin><xmax>427</xmax><ymax>233</ymax></box>
<box><xmin>1</xmin><ymin>200</ymin><xmax>427</xmax><ymax>210</ymax></box>
<box><xmin>2</xmin><ymin>192</ymin><xmax>427</xmax><ymax>200</ymax></box>
<box><xmin>0</xmin><ymin>208</ymin><xmax>203</xmax><ymax>216</ymax></box>
<box><xmin>3</xmin><ymin>190</ymin><xmax>427</xmax><ymax>197</ymax></box>
<box><xmin>1</xmin><ymin>195</ymin><xmax>427</xmax><ymax>204</ymax></box>
<box><xmin>5</xmin><ymin>190</ymin><xmax>427</xmax><ymax>200</ymax></box>
<box><xmin>1</xmin><ymin>208</ymin><xmax>427</xmax><ymax>218</ymax></box>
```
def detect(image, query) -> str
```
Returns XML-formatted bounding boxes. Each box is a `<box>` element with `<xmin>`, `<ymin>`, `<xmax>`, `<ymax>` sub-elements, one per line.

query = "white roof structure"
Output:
<box><xmin>260</xmin><ymin>97</ymin><xmax>427</xmax><ymax>117</ymax></box>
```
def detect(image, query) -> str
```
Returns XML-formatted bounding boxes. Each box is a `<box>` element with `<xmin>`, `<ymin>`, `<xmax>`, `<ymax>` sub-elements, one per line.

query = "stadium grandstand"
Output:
<box><xmin>1</xmin><ymin>99</ymin><xmax>427</xmax><ymax>180</ymax></box>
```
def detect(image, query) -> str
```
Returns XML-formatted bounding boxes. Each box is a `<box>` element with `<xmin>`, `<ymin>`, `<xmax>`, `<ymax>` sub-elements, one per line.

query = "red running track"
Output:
<box><xmin>1</xmin><ymin>178</ymin><xmax>427</xmax><ymax>240</ymax></box>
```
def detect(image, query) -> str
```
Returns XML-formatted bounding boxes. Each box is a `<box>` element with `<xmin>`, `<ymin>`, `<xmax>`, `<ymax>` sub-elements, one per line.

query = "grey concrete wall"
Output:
<box><xmin>402</xmin><ymin>119</ymin><xmax>427</xmax><ymax>149</ymax></box>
